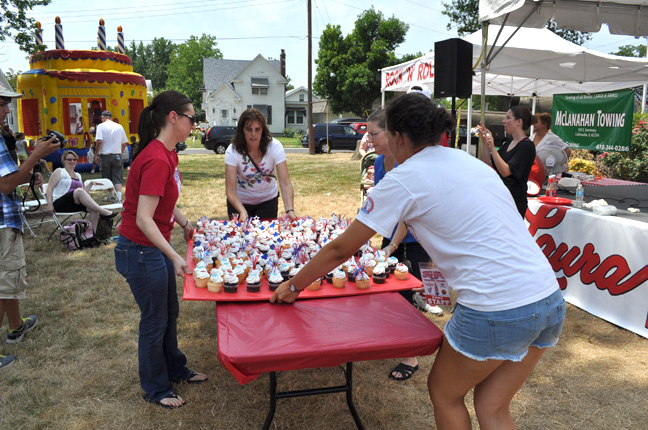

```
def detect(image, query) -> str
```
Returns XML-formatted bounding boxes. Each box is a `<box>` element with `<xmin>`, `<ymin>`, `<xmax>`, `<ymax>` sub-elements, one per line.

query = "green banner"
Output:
<box><xmin>552</xmin><ymin>89</ymin><xmax>633</xmax><ymax>152</ymax></box>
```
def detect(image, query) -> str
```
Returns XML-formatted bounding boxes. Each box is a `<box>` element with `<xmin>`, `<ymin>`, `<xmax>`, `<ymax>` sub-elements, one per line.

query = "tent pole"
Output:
<box><xmin>382</xmin><ymin>90</ymin><xmax>385</xmax><ymax>109</ymax></box>
<box><xmin>643</xmin><ymin>37</ymin><xmax>648</xmax><ymax>114</ymax></box>
<box><xmin>479</xmin><ymin>22</ymin><xmax>487</xmax><ymax>160</ymax></box>
<box><xmin>466</xmin><ymin>96</ymin><xmax>473</xmax><ymax>155</ymax></box>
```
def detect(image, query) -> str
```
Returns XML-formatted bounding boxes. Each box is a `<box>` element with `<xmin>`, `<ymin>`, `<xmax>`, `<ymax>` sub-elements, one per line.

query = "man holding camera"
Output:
<box><xmin>95</xmin><ymin>111</ymin><xmax>127</xmax><ymax>202</ymax></box>
<box><xmin>0</xmin><ymin>82</ymin><xmax>60</xmax><ymax>370</ymax></box>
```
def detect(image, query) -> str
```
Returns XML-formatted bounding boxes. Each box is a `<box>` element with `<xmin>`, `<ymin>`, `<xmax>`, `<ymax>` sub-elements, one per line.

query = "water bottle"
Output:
<box><xmin>574</xmin><ymin>181</ymin><xmax>584</xmax><ymax>208</ymax></box>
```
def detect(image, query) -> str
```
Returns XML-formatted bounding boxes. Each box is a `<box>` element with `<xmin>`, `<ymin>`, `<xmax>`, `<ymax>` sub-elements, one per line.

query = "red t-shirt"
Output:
<box><xmin>119</xmin><ymin>139</ymin><xmax>180</xmax><ymax>246</ymax></box>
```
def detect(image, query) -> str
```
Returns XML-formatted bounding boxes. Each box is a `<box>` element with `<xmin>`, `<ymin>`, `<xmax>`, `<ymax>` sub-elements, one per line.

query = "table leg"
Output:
<box><xmin>345</xmin><ymin>362</ymin><xmax>365</xmax><ymax>430</ymax></box>
<box><xmin>261</xmin><ymin>363</ymin><xmax>365</xmax><ymax>430</ymax></box>
<box><xmin>262</xmin><ymin>372</ymin><xmax>278</xmax><ymax>430</ymax></box>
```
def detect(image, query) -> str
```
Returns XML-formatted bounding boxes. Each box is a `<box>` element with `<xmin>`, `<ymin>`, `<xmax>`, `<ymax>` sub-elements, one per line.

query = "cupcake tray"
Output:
<box><xmin>182</xmin><ymin>242</ymin><xmax>418</xmax><ymax>302</ymax></box>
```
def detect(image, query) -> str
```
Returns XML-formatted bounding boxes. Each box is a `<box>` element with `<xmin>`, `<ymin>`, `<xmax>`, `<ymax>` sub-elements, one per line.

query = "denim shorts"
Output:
<box><xmin>444</xmin><ymin>289</ymin><xmax>566</xmax><ymax>362</ymax></box>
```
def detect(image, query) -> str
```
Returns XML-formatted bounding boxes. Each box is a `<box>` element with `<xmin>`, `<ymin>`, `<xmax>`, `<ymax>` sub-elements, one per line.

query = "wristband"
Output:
<box><xmin>389</xmin><ymin>242</ymin><xmax>398</xmax><ymax>248</ymax></box>
<box><xmin>285</xmin><ymin>209</ymin><xmax>294</xmax><ymax>213</ymax></box>
<box><xmin>182</xmin><ymin>219</ymin><xmax>189</xmax><ymax>228</ymax></box>
<box><xmin>289</xmin><ymin>283</ymin><xmax>303</xmax><ymax>292</ymax></box>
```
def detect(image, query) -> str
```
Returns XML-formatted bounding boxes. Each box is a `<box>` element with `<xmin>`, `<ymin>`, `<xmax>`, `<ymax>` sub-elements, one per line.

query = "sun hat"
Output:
<box><xmin>0</xmin><ymin>81</ymin><xmax>23</xmax><ymax>99</ymax></box>
<box><xmin>101</xmin><ymin>110</ymin><xmax>112</xmax><ymax>117</ymax></box>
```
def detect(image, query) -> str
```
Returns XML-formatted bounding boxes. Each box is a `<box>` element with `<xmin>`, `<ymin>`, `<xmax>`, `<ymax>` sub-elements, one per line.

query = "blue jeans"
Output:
<box><xmin>114</xmin><ymin>235</ymin><xmax>191</xmax><ymax>402</ymax></box>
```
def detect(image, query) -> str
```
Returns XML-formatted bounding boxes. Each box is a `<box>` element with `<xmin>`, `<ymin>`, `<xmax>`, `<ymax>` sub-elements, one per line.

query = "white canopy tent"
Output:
<box><xmin>380</xmin><ymin>25</ymin><xmax>648</xmax><ymax>152</ymax></box>
<box><xmin>480</xmin><ymin>0</ymin><xmax>648</xmax><ymax>36</ymax></box>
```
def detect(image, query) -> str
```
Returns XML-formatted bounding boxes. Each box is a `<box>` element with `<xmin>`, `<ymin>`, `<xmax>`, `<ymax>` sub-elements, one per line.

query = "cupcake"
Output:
<box><xmin>193</xmin><ymin>268</ymin><xmax>210</xmax><ymax>288</ymax></box>
<box><xmin>289</xmin><ymin>266</ymin><xmax>300</xmax><ymax>280</ymax></box>
<box><xmin>364</xmin><ymin>259</ymin><xmax>377</xmax><ymax>277</ymax></box>
<box><xmin>223</xmin><ymin>270</ymin><xmax>239</xmax><ymax>294</ymax></box>
<box><xmin>325</xmin><ymin>269</ymin><xmax>335</xmax><ymax>284</ymax></box>
<box><xmin>268</xmin><ymin>270</ymin><xmax>284</xmax><ymax>291</ymax></box>
<box><xmin>372</xmin><ymin>264</ymin><xmax>386</xmax><ymax>284</ymax></box>
<box><xmin>386</xmin><ymin>256</ymin><xmax>399</xmax><ymax>274</ymax></box>
<box><xmin>233</xmin><ymin>265</ymin><xmax>246</xmax><ymax>284</ymax></box>
<box><xmin>332</xmin><ymin>269</ymin><xmax>346</xmax><ymax>288</ymax></box>
<box><xmin>307</xmin><ymin>277</ymin><xmax>322</xmax><ymax>291</ymax></box>
<box><xmin>378</xmin><ymin>261</ymin><xmax>390</xmax><ymax>279</ymax></box>
<box><xmin>246</xmin><ymin>272</ymin><xmax>262</xmax><ymax>293</ymax></box>
<box><xmin>394</xmin><ymin>263</ymin><xmax>409</xmax><ymax>280</ymax></box>
<box><xmin>207</xmin><ymin>273</ymin><xmax>224</xmax><ymax>293</ymax></box>
<box><xmin>347</xmin><ymin>264</ymin><xmax>359</xmax><ymax>282</ymax></box>
<box><xmin>356</xmin><ymin>271</ymin><xmax>370</xmax><ymax>289</ymax></box>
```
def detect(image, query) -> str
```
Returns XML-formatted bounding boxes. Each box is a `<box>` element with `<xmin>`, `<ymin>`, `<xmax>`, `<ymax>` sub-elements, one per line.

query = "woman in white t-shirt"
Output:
<box><xmin>225</xmin><ymin>109</ymin><xmax>296</xmax><ymax>221</ymax></box>
<box><xmin>270</xmin><ymin>94</ymin><xmax>565</xmax><ymax>429</ymax></box>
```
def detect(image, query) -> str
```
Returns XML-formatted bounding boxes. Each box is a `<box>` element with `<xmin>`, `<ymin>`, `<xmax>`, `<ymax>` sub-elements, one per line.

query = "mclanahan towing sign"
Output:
<box><xmin>552</xmin><ymin>89</ymin><xmax>634</xmax><ymax>152</ymax></box>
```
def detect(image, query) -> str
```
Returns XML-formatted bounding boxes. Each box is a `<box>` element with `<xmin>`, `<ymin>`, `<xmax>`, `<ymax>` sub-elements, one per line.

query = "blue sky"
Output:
<box><xmin>0</xmin><ymin>0</ymin><xmax>644</xmax><ymax>89</ymax></box>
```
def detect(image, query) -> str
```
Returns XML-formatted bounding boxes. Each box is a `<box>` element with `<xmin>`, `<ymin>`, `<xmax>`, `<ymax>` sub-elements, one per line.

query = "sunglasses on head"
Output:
<box><xmin>176</xmin><ymin>112</ymin><xmax>196</xmax><ymax>125</ymax></box>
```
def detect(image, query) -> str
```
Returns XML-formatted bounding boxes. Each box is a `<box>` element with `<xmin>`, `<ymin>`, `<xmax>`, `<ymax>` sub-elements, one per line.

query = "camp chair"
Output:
<box><xmin>41</xmin><ymin>183</ymin><xmax>86</xmax><ymax>240</ymax></box>
<box><xmin>17</xmin><ymin>183</ymin><xmax>51</xmax><ymax>236</ymax></box>
<box><xmin>360</xmin><ymin>151</ymin><xmax>378</xmax><ymax>206</ymax></box>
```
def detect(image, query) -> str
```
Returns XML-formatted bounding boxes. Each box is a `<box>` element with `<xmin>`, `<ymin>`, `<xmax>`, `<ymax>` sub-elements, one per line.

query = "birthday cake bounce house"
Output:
<box><xmin>16</xmin><ymin>18</ymin><xmax>147</xmax><ymax>172</ymax></box>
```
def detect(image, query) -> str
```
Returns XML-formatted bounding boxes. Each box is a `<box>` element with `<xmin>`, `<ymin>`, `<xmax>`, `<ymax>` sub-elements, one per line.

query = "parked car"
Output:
<box><xmin>350</xmin><ymin>122</ymin><xmax>367</xmax><ymax>134</ymax></box>
<box><xmin>301</xmin><ymin>123</ymin><xmax>361</xmax><ymax>153</ymax></box>
<box><xmin>330</xmin><ymin>117</ymin><xmax>365</xmax><ymax>125</ymax></box>
<box><xmin>197</xmin><ymin>122</ymin><xmax>210</xmax><ymax>132</ymax></box>
<box><xmin>201</xmin><ymin>125</ymin><xmax>236</xmax><ymax>154</ymax></box>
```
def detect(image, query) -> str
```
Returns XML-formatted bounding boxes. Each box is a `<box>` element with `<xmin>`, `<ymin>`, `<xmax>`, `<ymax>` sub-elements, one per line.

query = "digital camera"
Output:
<box><xmin>43</xmin><ymin>130</ymin><xmax>67</xmax><ymax>148</ymax></box>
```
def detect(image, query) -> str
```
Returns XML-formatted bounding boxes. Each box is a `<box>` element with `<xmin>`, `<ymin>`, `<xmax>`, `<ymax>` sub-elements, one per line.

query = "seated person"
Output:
<box><xmin>532</xmin><ymin>113</ymin><xmax>571</xmax><ymax>177</ymax></box>
<box><xmin>45</xmin><ymin>150</ymin><xmax>117</xmax><ymax>233</ymax></box>
<box><xmin>358</xmin><ymin>132</ymin><xmax>374</xmax><ymax>157</ymax></box>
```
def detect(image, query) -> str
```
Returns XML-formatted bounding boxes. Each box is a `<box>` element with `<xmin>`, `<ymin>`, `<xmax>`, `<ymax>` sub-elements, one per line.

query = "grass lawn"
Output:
<box><xmin>2</xmin><ymin>151</ymin><xmax>647</xmax><ymax>429</ymax></box>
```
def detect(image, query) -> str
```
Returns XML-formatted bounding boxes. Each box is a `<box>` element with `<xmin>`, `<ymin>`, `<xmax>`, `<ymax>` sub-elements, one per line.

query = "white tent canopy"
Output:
<box><xmin>380</xmin><ymin>26</ymin><xmax>648</xmax><ymax>98</ymax></box>
<box><xmin>480</xmin><ymin>0</ymin><xmax>648</xmax><ymax>36</ymax></box>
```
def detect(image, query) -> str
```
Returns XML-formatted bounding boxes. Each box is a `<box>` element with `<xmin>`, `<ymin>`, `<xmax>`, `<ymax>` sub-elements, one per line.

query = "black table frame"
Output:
<box><xmin>262</xmin><ymin>362</ymin><xmax>364</xmax><ymax>430</ymax></box>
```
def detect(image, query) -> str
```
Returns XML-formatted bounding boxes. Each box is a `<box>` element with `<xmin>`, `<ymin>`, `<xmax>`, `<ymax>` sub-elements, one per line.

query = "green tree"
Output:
<box><xmin>3</xmin><ymin>68</ymin><xmax>20</xmax><ymax>90</ymax></box>
<box><xmin>611</xmin><ymin>44</ymin><xmax>647</xmax><ymax>57</ymax></box>
<box><xmin>1</xmin><ymin>0</ymin><xmax>51</xmax><ymax>54</ymax></box>
<box><xmin>166</xmin><ymin>34</ymin><xmax>221</xmax><ymax>108</ymax></box>
<box><xmin>314</xmin><ymin>7</ymin><xmax>409</xmax><ymax>116</ymax></box>
<box><xmin>441</xmin><ymin>0</ymin><xmax>591</xmax><ymax>44</ymax></box>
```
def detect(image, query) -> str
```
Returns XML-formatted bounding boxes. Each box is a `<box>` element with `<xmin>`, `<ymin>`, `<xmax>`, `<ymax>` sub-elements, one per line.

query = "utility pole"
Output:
<box><xmin>307</xmin><ymin>0</ymin><xmax>315</xmax><ymax>154</ymax></box>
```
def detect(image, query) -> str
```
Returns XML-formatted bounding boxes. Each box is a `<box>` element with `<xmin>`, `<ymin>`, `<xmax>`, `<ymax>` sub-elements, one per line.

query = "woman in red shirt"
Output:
<box><xmin>114</xmin><ymin>90</ymin><xmax>206</xmax><ymax>409</ymax></box>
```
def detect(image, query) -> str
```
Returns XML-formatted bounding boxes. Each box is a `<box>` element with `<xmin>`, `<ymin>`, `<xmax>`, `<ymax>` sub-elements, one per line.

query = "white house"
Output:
<box><xmin>202</xmin><ymin>54</ymin><xmax>287</xmax><ymax>134</ymax></box>
<box><xmin>285</xmin><ymin>86</ymin><xmax>323</xmax><ymax>133</ymax></box>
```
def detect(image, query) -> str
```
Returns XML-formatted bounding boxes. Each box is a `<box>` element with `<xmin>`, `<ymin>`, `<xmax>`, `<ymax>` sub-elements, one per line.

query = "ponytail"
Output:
<box><xmin>133</xmin><ymin>90</ymin><xmax>193</xmax><ymax>160</ymax></box>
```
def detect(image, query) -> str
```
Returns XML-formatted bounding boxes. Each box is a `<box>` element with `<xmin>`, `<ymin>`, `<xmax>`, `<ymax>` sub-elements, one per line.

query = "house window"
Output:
<box><xmin>221</xmin><ymin>109</ymin><xmax>228</xmax><ymax>119</ymax></box>
<box><xmin>286</xmin><ymin>110</ymin><xmax>305</xmax><ymax>124</ymax></box>
<box><xmin>253</xmin><ymin>104</ymin><xmax>272</xmax><ymax>125</ymax></box>
<box><xmin>299</xmin><ymin>94</ymin><xmax>304</xmax><ymax>102</ymax></box>
<box><xmin>251</xmin><ymin>77</ymin><xmax>269</xmax><ymax>96</ymax></box>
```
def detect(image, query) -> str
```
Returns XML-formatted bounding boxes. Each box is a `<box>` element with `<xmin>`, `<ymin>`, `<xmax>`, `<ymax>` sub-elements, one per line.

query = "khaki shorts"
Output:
<box><xmin>0</xmin><ymin>228</ymin><xmax>27</xmax><ymax>300</ymax></box>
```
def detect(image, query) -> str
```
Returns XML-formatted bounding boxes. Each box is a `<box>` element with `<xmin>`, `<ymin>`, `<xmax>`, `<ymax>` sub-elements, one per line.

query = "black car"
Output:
<box><xmin>201</xmin><ymin>125</ymin><xmax>236</xmax><ymax>154</ymax></box>
<box><xmin>301</xmin><ymin>123</ymin><xmax>361</xmax><ymax>153</ymax></box>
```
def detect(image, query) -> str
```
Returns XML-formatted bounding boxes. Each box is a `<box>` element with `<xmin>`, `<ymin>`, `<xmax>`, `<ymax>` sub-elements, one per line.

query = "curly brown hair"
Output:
<box><xmin>232</xmin><ymin>109</ymin><xmax>272</xmax><ymax>157</ymax></box>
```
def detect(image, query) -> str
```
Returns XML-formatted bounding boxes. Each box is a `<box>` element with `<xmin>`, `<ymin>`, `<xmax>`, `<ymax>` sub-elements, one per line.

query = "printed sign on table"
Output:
<box><xmin>420</xmin><ymin>262</ymin><xmax>452</xmax><ymax>306</ymax></box>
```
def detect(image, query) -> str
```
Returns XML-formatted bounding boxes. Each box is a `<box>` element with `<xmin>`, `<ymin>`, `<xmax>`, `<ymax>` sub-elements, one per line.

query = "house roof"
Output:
<box><xmin>203</xmin><ymin>56</ymin><xmax>281</xmax><ymax>90</ymax></box>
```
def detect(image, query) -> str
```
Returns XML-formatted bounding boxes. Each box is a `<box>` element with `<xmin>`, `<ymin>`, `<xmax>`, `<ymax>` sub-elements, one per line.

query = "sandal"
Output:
<box><xmin>389</xmin><ymin>363</ymin><xmax>419</xmax><ymax>381</ymax></box>
<box><xmin>172</xmin><ymin>370</ymin><xmax>208</xmax><ymax>384</ymax></box>
<box><xmin>155</xmin><ymin>392</ymin><xmax>185</xmax><ymax>410</ymax></box>
<box><xmin>186</xmin><ymin>370</ymin><xmax>208</xmax><ymax>384</ymax></box>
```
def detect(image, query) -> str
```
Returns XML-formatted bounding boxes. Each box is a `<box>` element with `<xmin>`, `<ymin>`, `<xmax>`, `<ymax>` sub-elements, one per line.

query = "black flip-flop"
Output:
<box><xmin>171</xmin><ymin>370</ymin><xmax>208</xmax><ymax>384</ymax></box>
<box><xmin>389</xmin><ymin>363</ymin><xmax>419</xmax><ymax>381</ymax></box>
<box><xmin>155</xmin><ymin>392</ymin><xmax>185</xmax><ymax>410</ymax></box>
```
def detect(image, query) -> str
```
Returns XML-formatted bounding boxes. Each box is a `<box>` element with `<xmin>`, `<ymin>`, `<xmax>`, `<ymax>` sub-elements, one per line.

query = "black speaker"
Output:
<box><xmin>434</xmin><ymin>38</ymin><xmax>473</xmax><ymax>99</ymax></box>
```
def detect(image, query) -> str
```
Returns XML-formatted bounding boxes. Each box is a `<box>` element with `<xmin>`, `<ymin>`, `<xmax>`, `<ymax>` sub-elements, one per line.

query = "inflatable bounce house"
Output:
<box><xmin>16</xmin><ymin>18</ymin><xmax>147</xmax><ymax>171</ymax></box>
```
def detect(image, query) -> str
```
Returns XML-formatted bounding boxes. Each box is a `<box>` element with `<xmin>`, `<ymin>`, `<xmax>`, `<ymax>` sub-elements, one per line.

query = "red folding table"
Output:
<box><xmin>215</xmin><ymin>293</ymin><xmax>444</xmax><ymax>429</ymax></box>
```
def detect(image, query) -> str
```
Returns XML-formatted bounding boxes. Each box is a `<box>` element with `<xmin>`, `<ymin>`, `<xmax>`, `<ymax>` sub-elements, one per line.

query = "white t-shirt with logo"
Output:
<box><xmin>224</xmin><ymin>138</ymin><xmax>286</xmax><ymax>205</ymax></box>
<box><xmin>356</xmin><ymin>145</ymin><xmax>558</xmax><ymax>312</ymax></box>
<box><xmin>96</xmin><ymin>119</ymin><xmax>128</xmax><ymax>155</ymax></box>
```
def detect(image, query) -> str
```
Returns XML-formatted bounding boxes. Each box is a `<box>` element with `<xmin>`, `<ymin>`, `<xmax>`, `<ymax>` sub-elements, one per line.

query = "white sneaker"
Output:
<box><xmin>414</xmin><ymin>292</ymin><xmax>444</xmax><ymax>316</ymax></box>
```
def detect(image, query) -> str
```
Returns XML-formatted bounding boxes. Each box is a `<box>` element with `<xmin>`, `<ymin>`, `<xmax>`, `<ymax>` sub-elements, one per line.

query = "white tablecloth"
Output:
<box><xmin>526</xmin><ymin>200</ymin><xmax>648</xmax><ymax>338</ymax></box>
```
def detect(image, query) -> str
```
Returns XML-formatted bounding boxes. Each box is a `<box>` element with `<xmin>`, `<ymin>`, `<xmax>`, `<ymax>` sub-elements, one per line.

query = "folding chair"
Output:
<box><xmin>18</xmin><ymin>183</ymin><xmax>51</xmax><ymax>237</ymax></box>
<box><xmin>41</xmin><ymin>183</ymin><xmax>85</xmax><ymax>240</ymax></box>
<box><xmin>360</xmin><ymin>151</ymin><xmax>378</xmax><ymax>206</ymax></box>
<box><xmin>83</xmin><ymin>178</ymin><xmax>123</xmax><ymax>212</ymax></box>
